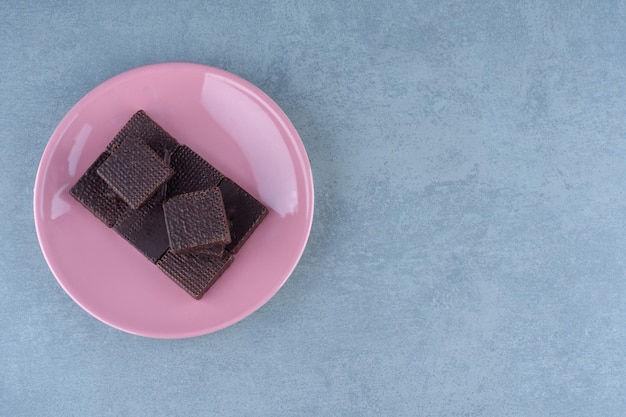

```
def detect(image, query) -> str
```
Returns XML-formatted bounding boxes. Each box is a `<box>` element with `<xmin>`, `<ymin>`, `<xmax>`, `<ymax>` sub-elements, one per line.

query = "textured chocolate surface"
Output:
<box><xmin>113</xmin><ymin>198</ymin><xmax>170</xmax><ymax>263</ymax></box>
<box><xmin>167</xmin><ymin>145</ymin><xmax>223</xmax><ymax>197</ymax></box>
<box><xmin>163</xmin><ymin>188</ymin><xmax>231</xmax><ymax>253</ymax></box>
<box><xmin>97</xmin><ymin>137</ymin><xmax>173</xmax><ymax>209</ymax></box>
<box><xmin>197</xmin><ymin>245</ymin><xmax>224</xmax><ymax>258</ymax></box>
<box><xmin>69</xmin><ymin>152</ymin><xmax>131</xmax><ymax>227</ymax></box>
<box><xmin>219</xmin><ymin>178</ymin><xmax>269</xmax><ymax>253</ymax></box>
<box><xmin>157</xmin><ymin>250</ymin><xmax>234</xmax><ymax>299</ymax></box>
<box><xmin>107</xmin><ymin>110</ymin><xmax>180</xmax><ymax>159</ymax></box>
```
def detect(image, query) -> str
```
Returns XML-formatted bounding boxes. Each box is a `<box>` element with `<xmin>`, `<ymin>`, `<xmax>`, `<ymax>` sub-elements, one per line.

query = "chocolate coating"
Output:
<box><xmin>218</xmin><ymin>178</ymin><xmax>268</xmax><ymax>254</ymax></box>
<box><xmin>114</xmin><ymin>198</ymin><xmax>170</xmax><ymax>263</ymax></box>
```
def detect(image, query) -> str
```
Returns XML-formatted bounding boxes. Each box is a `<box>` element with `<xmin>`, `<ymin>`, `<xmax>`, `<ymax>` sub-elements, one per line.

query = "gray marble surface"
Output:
<box><xmin>2</xmin><ymin>1</ymin><xmax>626</xmax><ymax>415</ymax></box>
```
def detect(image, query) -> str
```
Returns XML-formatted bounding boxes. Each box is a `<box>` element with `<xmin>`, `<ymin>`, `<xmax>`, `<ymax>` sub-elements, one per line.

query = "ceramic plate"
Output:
<box><xmin>34</xmin><ymin>63</ymin><xmax>314</xmax><ymax>338</ymax></box>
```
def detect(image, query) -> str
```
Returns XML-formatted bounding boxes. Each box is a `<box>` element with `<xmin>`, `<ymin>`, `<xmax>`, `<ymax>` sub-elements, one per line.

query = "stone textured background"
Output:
<box><xmin>2</xmin><ymin>1</ymin><xmax>626</xmax><ymax>415</ymax></box>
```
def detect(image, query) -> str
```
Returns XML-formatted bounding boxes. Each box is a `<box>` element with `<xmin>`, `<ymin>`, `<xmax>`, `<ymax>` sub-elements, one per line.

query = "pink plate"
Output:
<box><xmin>33</xmin><ymin>63</ymin><xmax>314</xmax><ymax>338</ymax></box>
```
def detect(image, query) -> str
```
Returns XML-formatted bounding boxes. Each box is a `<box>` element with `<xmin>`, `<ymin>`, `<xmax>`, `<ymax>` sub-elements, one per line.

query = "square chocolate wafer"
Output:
<box><xmin>163</xmin><ymin>187</ymin><xmax>231</xmax><ymax>254</ymax></box>
<box><xmin>219</xmin><ymin>177</ymin><xmax>269</xmax><ymax>254</ymax></box>
<box><xmin>166</xmin><ymin>145</ymin><xmax>223</xmax><ymax>197</ymax></box>
<box><xmin>69</xmin><ymin>152</ymin><xmax>131</xmax><ymax>227</ymax></box>
<box><xmin>114</xmin><ymin>198</ymin><xmax>170</xmax><ymax>263</ymax></box>
<box><xmin>97</xmin><ymin>136</ymin><xmax>173</xmax><ymax>209</ymax></box>
<box><xmin>107</xmin><ymin>110</ymin><xmax>180</xmax><ymax>159</ymax></box>
<box><xmin>157</xmin><ymin>250</ymin><xmax>234</xmax><ymax>299</ymax></box>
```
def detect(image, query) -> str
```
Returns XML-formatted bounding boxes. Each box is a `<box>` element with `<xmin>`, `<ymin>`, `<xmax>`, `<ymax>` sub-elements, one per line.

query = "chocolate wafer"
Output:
<box><xmin>157</xmin><ymin>250</ymin><xmax>234</xmax><ymax>299</ymax></box>
<box><xmin>107</xmin><ymin>110</ymin><xmax>180</xmax><ymax>159</ymax></box>
<box><xmin>219</xmin><ymin>177</ymin><xmax>268</xmax><ymax>253</ymax></box>
<box><xmin>163</xmin><ymin>187</ymin><xmax>231</xmax><ymax>253</ymax></box>
<box><xmin>69</xmin><ymin>152</ymin><xmax>131</xmax><ymax>227</ymax></box>
<box><xmin>97</xmin><ymin>136</ymin><xmax>173</xmax><ymax>209</ymax></box>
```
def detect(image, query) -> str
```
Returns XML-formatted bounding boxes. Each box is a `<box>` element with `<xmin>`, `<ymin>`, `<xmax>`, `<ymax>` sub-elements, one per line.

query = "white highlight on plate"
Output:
<box><xmin>51</xmin><ymin>184</ymin><xmax>71</xmax><ymax>220</ymax></box>
<box><xmin>201</xmin><ymin>74</ymin><xmax>298</xmax><ymax>217</ymax></box>
<box><xmin>68</xmin><ymin>123</ymin><xmax>92</xmax><ymax>177</ymax></box>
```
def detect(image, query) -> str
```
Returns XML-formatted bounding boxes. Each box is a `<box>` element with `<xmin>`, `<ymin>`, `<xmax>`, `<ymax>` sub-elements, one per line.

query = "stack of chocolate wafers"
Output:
<box><xmin>70</xmin><ymin>111</ymin><xmax>268</xmax><ymax>299</ymax></box>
